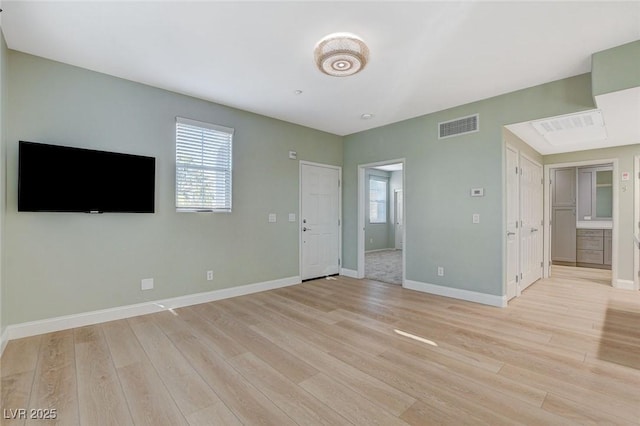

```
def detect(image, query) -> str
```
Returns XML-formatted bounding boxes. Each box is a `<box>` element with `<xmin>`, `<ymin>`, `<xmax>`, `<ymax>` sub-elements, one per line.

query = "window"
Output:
<box><xmin>369</xmin><ymin>177</ymin><xmax>387</xmax><ymax>223</ymax></box>
<box><xmin>176</xmin><ymin>117</ymin><xmax>233</xmax><ymax>212</ymax></box>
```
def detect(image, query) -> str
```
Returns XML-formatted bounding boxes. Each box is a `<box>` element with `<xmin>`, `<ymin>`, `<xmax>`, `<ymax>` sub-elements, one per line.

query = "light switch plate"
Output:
<box><xmin>268</xmin><ymin>213</ymin><xmax>277</xmax><ymax>223</ymax></box>
<box><xmin>472</xmin><ymin>213</ymin><xmax>480</xmax><ymax>224</ymax></box>
<box><xmin>288</xmin><ymin>213</ymin><xmax>296</xmax><ymax>222</ymax></box>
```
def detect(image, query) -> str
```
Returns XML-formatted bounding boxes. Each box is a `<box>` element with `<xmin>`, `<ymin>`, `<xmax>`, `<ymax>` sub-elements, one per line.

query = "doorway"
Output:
<box><xmin>357</xmin><ymin>159</ymin><xmax>405</xmax><ymax>285</ymax></box>
<box><xmin>299</xmin><ymin>161</ymin><xmax>342</xmax><ymax>281</ymax></box>
<box><xmin>543</xmin><ymin>159</ymin><xmax>619</xmax><ymax>287</ymax></box>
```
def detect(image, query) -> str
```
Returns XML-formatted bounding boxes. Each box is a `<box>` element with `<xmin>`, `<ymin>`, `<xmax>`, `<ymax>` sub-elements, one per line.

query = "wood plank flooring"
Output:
<box><xmin>2</xmin><ymin>266</ymin><xmax>639</xmax><ymax>425</ymax></box>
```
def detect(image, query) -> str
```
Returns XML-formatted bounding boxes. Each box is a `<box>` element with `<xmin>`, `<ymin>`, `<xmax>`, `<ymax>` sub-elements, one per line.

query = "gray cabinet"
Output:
<box><xmin>604</xmin><ymin>229</ymin><xmax>612</xmax><ymax>266</ymax></box>
<box><xmin>576</xmin><ymin>228</ymin><xmax>611</xmax><ymax>269</ymax></box>
<box><xmin>577</xmin><ymin>169</ymin><xmax>593</xmax><ymax>221</ymax></box>
<box><xmin>552</xmin><ymin>208</ymin><xmax>576</xmax><ymax>262</ymax></box>
<box><xmin>552</xmin><ymin>168</ymin><xmax>575</xmax><ymax>206</ymax></box>
<box><xmin>551</xmin><ymin>167</ymin><xmax>576</xmax><ymax>264</ymax></box>
<box><xmin>577</xmin><ymin>165</ymin><xmax>613</xmax><ymax>221</ymax></box>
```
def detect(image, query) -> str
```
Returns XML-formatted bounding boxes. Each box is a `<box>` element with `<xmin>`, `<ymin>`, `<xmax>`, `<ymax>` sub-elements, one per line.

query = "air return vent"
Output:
<box><xmin>438</xmin><ymin>114</ymin><xmax>479</xmax><ymax>139</ymax></box>
<box><xmin>530</xmin><ymin>110</ymin><xmax>606</xmax><ymax>146</ymax></box>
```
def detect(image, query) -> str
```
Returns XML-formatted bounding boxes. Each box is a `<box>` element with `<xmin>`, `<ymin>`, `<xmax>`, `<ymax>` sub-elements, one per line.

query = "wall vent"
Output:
<box><xmin>438</xmin><ymin>114</ymin><xmax>479</xmax><ymax>139</ymax></box>
<box><xmin>530</xmin><ymin>110</ymin><xmax>606</xmax><ymax>146</ymax></box>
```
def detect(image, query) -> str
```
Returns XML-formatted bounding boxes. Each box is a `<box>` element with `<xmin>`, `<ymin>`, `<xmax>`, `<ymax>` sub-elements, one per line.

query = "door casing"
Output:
<box><xmin>357</xmin><ymin>159</ymin><xmax>406</xmax><ymax>282</ymax></box>
<box><xmin>543</xmin><ymin>158</ymin><xmax>619</xmax><ymax>287</ymax></box>
<box><xmin>634</xmin><ymin>155</ymin><xmax>640</xmax><ymax>290</ymax></box>
<box><xmin>505</xmin><ymin>144</ymin><xmax>520</xmax><ymax>300</ymax></box>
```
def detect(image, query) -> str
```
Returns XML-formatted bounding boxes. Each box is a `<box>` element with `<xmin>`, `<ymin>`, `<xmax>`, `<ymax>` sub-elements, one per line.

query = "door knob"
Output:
<box><xmin>531</xmin><ymin>228</ymin><xmax>538</xmax><ymax>232</ymax></box>
<box><xmin>303</xmin><ymin>227</ymin><xmax>312</xmax><ymax>232</ymax></box>
<box><xmin>507</xmin><ymin>231</ymin><xmax>515</xmax><ymax>236</ymax></box>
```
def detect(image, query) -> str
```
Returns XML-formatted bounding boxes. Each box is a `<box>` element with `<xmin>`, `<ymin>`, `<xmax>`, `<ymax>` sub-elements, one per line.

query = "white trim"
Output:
<box><xmin>299</xmin><ymin>161</ymin><xmax>342</xmax><ymax>281</ymax></box>
<box><xmin>404</xmin><ymin>279</ymin><xmax>507</xmax><ymax>308</ymax></box>
<box><xmin>635</xmin><ymin>155</ymin><xmax>640</xmax><ymax>291</ymax></box>
<box><xmin>5</xmin><ymin>275</ymin><xmax>300</xmax><ymax>341</ymax></box>
<box><xmin>358</xmin><ymin>159</ymin><xmax>406</xmax><ymax>282</ymax></box>
<box><xmin>176</xmin><ymin>116</ymin><xmax>234</xmax><ymax>135</ymax></box>
<box><xmin>615</xmin><ymin>279</ymin><xmax>636</xmax><ymax>291</ymax></box>
<box><xmin>340</xmin><ymin>268</ymin><xmax>358</xmax><ymax>278</ymax></box>
<box><xmin>1</xmin><ymin>328</ymin><xmax>9</xmax><ymax>356</ymax></box>
<box><xmin>504</xmin><ymin>143</ymin><xmax>521</xmax><ymax>301</ymax></box>
<box><xmin>543</xmin><ymin>158</ymin><xmax>618</xmax><ymax>287</ymax></box>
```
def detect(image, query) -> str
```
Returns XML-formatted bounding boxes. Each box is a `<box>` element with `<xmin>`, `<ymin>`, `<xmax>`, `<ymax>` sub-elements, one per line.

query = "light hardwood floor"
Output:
<box><xmin>2</xmin><ymin>266</ymin><xmax>639</xmax><ymax>425</ymax></box>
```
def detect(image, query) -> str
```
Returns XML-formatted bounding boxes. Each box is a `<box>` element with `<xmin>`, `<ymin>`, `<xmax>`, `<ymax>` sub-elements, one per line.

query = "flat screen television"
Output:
<box><xmin>18</xmin><ymin>141</ymin><xmax>156</xmax><ymax>213</ymax></box>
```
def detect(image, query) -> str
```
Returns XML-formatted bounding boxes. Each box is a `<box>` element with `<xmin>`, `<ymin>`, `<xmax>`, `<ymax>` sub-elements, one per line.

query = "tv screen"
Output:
<box><xmin>18</xmin><ymin>141</ymin><xmax>156</xmax><ymax>213</ymax></box>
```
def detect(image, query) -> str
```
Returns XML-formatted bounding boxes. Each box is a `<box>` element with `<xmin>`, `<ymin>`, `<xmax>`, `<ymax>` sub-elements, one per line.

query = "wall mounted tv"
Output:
<box><xmin>18</xmin><ymin>141</ymin><xmax>156</xmax><ymax>213</ymax></box>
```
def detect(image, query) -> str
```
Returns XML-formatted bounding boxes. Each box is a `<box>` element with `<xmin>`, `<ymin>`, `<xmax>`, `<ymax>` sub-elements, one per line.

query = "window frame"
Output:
<box><xmin>369</xmin><ymin>176</ymin><xmax>388</xmax><ymax>224</ymax></box>
<box><xmin>175</xmin><ymin>117</ymin><xmax>234</xmax><ymax>213</ymax></box>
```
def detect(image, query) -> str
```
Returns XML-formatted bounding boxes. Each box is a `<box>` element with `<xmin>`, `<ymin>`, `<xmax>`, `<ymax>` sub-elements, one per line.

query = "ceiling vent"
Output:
<box><xmin>531</xmin><ymin>110</ymin><xmax>606</xmax><ymax>146</ymax></box>
<box><xmin>438</xmin><ymin>114</ymin><xmax>479</xmax><ymax>139</ymax></box>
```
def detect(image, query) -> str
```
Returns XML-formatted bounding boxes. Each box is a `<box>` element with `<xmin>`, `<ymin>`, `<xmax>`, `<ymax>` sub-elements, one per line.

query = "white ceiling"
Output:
<box><xmin>1</xmin><ymin>1</ymin><xmax>639</xmax><ymax>141</ymax></box>
<box><xmin>506</xmin><ymin>87</ymin><xmax>640</xmax><ymax>155</ymax></box>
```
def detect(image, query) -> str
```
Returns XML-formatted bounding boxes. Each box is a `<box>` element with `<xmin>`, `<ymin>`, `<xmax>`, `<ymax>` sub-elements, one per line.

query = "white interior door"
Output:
<box><xmin>395</xmin><ymin>189</ymin><xmax>403</xmax><ymax>250</ymax></box>
<box><xmin>301</xmin><ymin>163</ymin><xmax>340</xmax><ymax>280</ymax></box>
<box><xmin>520</xmin><ymin>155</ymin><xmax>543</xmax><ymax>291</ymax></box>
<box><xmin>506</xmin><ymin>146</ymin><xmax>519</xmax><ymax>300</ymax></box>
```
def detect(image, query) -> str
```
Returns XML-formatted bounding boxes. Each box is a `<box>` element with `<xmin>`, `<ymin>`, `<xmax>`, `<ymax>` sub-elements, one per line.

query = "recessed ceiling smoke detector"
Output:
<box><xmin>314</xmin><ymin>32</ymin><xmax>369</xmax><ymax>77</ymax></box>
<box><xmin>531</xmin><ymin>110</ymin><xmax>607</xmax><ymax>146</ymax></box>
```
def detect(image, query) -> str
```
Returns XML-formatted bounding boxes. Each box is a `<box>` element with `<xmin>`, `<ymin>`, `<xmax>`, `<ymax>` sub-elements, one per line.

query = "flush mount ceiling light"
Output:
<box><xmin>314</xmin><ymin>32</ymin><xmax>369</xmax><ymax>77</ymax></box>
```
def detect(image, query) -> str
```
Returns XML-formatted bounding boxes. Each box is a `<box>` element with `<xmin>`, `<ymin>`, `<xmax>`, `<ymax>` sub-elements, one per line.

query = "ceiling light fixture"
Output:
<box><xmin>314</xmin><ymin>32</ymin><xmax>369</xmax><ymax>77</ymax></box>
<box><xmin>361</xmin><ymin>113</ymin><xmax>374</xmax><ymax>120</ymax></box>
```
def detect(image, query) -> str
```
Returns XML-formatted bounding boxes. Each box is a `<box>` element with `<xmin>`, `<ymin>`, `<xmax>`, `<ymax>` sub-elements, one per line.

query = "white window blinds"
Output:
<box><xmin>176</xmin><ymin>117</ymin><xmax>233</xmax><ymax>212</ymax></box>
<box><xmin>369</xmin><ymin>177</ymin><xmax>387</xmax><ymax>224</ymax></box>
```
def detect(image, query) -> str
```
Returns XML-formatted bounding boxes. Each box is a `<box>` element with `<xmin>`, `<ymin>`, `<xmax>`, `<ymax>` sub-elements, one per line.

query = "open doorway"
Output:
<box><xmin>357</xmin><ymin>160</ymin><xmax>405</xmax><ymax>285</ymax></box>
<box><xmin>544</xmin><ymin>159</ymin><xmax>618</xmax><ymax>287</ymax></box>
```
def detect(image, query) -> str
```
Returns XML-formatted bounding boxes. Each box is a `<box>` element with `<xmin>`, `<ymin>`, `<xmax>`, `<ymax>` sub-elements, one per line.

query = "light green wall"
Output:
<box><xmin>5</xmin><ymin>51</ymin><xmax>342</xmax><ymax>324</ymax></box>
<box><xmin>592</xmin><ymin>40</ymin><xmax>640</xmax><ymax>97</ymax></box>
<box><xmin>503</xmin><ymin>128</ymin><xmax>543</xmax><ymax>164</ymax></box>
<box><xmin>365</xmin><ymin>169</ymin><xmax>391</xmax><ymax>251</ymax></box>
<box><xmin>0</xmin><ymin>30</ymin><xmax>7</xmax><ymax>337</ymax></box>
<box><xmin>343</xmin><ymin>74</ymin><xmax>594</xmax><ymax>296</ymax></box>
<box><xmin>544</xmin><ymin>144</ymin><xmax>640</xmax><ymax>282</ymax></box>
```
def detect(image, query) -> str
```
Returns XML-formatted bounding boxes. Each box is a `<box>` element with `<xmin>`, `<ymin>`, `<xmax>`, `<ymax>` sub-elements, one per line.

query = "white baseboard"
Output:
<box><xmin>5</xmin><ymin>275</ymin><xmax>301</xmax><ymax>342</ymax></box>
<box><xmin>615</xmin><ymin>279</ymin><xmax>637</xmax><ymax>290</ymax></box>
<box><xmin>404</xmin><ymin>279</ymin><xmax>507</xmax><ymax>308</ymax></box>
<box><xmin>340</xmin><ymin>268</ymin><xmax>359</xmax><ymax>278</ymax></box>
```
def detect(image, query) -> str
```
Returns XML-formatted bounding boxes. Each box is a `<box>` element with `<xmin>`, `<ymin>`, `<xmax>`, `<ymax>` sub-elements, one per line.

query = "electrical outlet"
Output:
<box><xmin>437</xmin><ymin>267</ymin><xmax>444</xmax><ymax>277</ymax></box>
<box><xmin>141</xmin><ymin>278</ymin><xmax>154</xmax><ymax>290</ymax></box>
<box><xmin>207</xmin><ymin>270</ymin><xmax>214</xmax><ymax>281</ymax></box>
<box><xmin>472</xmin><ymin>213</ymin><xmax>480</xmax><ymax>224</ymax></box>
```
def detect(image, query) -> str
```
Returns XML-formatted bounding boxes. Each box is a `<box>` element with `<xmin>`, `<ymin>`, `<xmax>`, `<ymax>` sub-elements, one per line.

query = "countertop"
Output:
<box><xmin>576</xmin><ymin>221</ymin><xmax>612</xmax><ymax>229</ymax></box>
